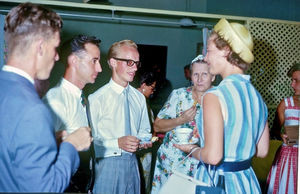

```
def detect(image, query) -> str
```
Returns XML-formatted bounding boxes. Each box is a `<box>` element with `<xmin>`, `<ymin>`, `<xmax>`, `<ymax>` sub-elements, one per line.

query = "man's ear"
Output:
<box><xmin>68</xmin><ymin>54</ymin><xmax>78</xmax><ymax>67</ymax></box>
<box><xmin>141</xmin><ymin>83</ymin><xmax>147</xmax><ymax>89</ymax></box>
<box><xmin>37</xmin><ymin>38</ymin><xmax>44</xmax><ymax>56</ymax></box>
<box><xmin>109</xmin><ymin>58</ymin><xmax>117</xmax><ymax>69</ymax></box>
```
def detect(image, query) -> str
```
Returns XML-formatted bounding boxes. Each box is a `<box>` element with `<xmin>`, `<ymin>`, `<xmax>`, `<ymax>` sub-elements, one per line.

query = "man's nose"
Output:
<box><xmin>96</xmin><ymin>61</ymin><xmax>102</xmax><ymax>72</ymax></box>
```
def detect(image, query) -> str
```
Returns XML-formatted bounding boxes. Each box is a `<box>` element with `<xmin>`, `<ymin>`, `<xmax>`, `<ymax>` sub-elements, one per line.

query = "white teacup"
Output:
<box><xmin>174</xmin><ymin>128</ymin><xmax>194</xmax><ymax>144</ymax></box>
<box><xmin>137</xmin><ymin>133</ymin><xmax>152</xmax><ymax>144</ymax></box>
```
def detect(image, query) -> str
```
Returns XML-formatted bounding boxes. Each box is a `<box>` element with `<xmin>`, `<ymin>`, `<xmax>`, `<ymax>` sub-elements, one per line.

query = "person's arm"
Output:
<box><xmin>256</xmin><ymin>122</ymin><xmax>270</xmax><ymax>158</ymax></box>
<box><xmin>153</xmin><ymin>106</ymin><xmax>196</xmax><ymax>133</ymax></box>
<box><xmin>43</xmin><ymin>96</ymin><xmax>66</xmax><ymax>132</ymax></box>
<box><xmin>173</xmin><ymin>93</ymin><xmax>223</xmax><ymax>165</ymax></box>
<box><xmin>277</xmin><ymin>100</ymin><xmax>286</xmax><ymax>127</ymax></box>
<box><xmin>135</xmin><ymin>96</ymin><xmax>153</xmax><ymax>149</ymax></box>
<box><xmin>276</xmin><ymin>100</ymin><xmax>291</xmax><ymax>143</ymax></box>
<box><xmin>14</xmin><ymin>104</ymin><xmax>80</xmax><ymax>192</ymax></box>
<box><xmin>63</xmin><ymin>127</ymin><xmax>92</xmax><ymax>151</ymax></box>
<box><xmin>89</xmin><ymin>94</ymin><xmax>123</xmax><ymax>156</ymax></box>
<box><xmin>196</xmin><ymin>93</ymin><xmax>224</xmax><ymax>165</ymax></box>
<box><xmin>270</xmin><ymin>100</ymin><xmax>285</xmax><ymax>140</ymax></box>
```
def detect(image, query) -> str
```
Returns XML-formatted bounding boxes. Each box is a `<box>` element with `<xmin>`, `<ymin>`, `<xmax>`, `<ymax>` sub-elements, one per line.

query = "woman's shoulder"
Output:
<box><xmin>204</xmin><ymin>86</ymin><xmax>218</xmax><ymax>94</ymax></box>
<box><xmin>169</xmin><ymin>87</ymin><xmax>192</xmax><ymax>98</ymax></box>
<box><xmin>172</xmin><ymin>87</ymin><xmax>192</xmax><ymax>93</ymax></box>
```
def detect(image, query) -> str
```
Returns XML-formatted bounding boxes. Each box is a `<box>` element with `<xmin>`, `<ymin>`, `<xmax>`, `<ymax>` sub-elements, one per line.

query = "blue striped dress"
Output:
<box><xmin>195</xmin><ymin>74</ymin><xmax>268</xmax><ymax>194</ymax></box>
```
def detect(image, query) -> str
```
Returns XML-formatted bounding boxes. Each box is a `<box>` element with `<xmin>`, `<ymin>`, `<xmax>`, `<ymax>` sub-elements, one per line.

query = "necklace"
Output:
<box><xmin>192</xmin><ymin>89</ymin><xmax>203</xmax><ymax>105</ymax></box>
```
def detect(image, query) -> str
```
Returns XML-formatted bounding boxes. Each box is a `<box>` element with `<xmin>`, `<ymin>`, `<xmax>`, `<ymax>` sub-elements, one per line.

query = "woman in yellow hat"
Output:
<box><xmin>175</xmin><ymin>18</ymin><xmax>270</xmax><ymax>193</ymax></box>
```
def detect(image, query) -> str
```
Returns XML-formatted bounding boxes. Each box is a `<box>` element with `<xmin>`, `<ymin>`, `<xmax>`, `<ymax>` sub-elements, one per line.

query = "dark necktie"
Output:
<box><xmin>81</xmin><ymin>92</ymin><xmax>88</xmax><ymax>107</ymax></box>
<box><xmin>124</xmin><ymin>87</ymin><xmax>131</xmax><ymax>135</ymax></box>
<box><xmin>80</xmin><ymin>92</ymin><xmax>95</xmax><ymax>193</ymax></box>
<box><xmin>81</xmin><ymin>92</ymin><xmax>92</xmax><ymax>128</ymax></box>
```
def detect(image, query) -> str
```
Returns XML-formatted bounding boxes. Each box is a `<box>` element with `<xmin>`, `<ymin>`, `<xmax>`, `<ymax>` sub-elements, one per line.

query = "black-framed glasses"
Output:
<box><xmin>113</xmin><ymin>57</ymin><xmax>141</xmax><ymax>68</ymax></box>
<box><xmin>149</xmin><ymin>85</ymin><xmax>156</xmax><ymax>92</ymax></box>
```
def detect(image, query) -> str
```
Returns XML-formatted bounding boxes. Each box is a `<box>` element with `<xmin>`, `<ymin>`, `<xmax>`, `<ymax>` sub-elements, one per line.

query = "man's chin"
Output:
<box><xmin>36</xmin><ymin>74</ymin><xmax>50</xmax><ymax>81</ymax></box>
<box><xmin>128</xmin><ymin>76</ymin><xmax>135</xmax><ymax>82</ymax></box>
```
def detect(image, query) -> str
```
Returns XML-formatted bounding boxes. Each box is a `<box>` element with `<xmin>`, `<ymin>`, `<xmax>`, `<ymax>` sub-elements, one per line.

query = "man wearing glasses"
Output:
<box><xmin>89</xmin><ymin>40</ymin><xmax>152</xmax><ymax>194</ymax></box>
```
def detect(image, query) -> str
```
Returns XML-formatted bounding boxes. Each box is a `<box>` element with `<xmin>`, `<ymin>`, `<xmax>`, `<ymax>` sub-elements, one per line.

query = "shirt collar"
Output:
<box><xmin>109</xmin><ymin>78</ymin><xmax>129</xmax><ymax>94</ymax></box>
<box><xmin>61</xmin><ymin>78</ymin><xmax>82</xmax><ymax>97</ymax></box>
<box><xmin>2</xmin><ymin>65</ymin><xmax>34</xmax><ymax>84</ymax></box>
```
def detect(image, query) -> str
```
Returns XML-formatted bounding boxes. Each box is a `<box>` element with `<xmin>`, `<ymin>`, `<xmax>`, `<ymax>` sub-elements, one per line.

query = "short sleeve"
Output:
<box><xmin>157</xmin><ymin>90</ymin><xmax>178</xmax><ymax>119</ymax></box>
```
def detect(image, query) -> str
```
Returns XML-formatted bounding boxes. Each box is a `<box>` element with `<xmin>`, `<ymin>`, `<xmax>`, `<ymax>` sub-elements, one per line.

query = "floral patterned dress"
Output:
<box><xmin>151</xmin><ymin>87</ymin><xmax>200</xmax><ymax>194</ymax></box>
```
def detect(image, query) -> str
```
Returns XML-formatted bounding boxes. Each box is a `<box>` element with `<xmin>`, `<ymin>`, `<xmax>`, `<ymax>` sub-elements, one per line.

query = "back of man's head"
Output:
<box><xmin>60</xmin><ymin>34</ymin><xmax>101</xmax><ymax>67</ymax></box>
<box><xmin>4</xmin><ymin>2</ymin><xmax>62</xmax><ymax>58</ymax></box>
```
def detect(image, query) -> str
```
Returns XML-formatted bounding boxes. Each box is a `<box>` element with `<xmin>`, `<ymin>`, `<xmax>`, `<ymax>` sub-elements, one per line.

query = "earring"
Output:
<box><xmin>142</xmin><ymin>89</ymin><xmax>145</xmax><ymax>93</ymax></box>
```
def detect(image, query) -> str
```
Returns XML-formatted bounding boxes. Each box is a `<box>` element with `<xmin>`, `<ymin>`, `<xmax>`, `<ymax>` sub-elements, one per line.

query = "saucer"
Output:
<box><xmin>174</xmin><ymin>137</ymin><xmax>199</xmax><ymax>145</ymax></box>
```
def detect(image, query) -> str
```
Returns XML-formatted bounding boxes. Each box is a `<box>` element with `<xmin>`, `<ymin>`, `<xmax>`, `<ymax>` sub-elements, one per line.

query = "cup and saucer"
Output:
<box><xmin>173</xmin><ymin>127</ymin><xmax>199</xmax><ymax>145</ymax></box>
<box><xmin>137</xmin><ymin>133</ymin><xmax>152</xmax><ymax>145</ymax></box>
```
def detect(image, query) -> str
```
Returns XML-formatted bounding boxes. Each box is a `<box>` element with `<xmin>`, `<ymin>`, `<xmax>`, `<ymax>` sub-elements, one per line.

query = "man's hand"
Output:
<box><xmin>55</xmin><ymin>130</ymin><xmax>68</xmax><ymax>147</ymax></box>
<box><xmin>118</xmin><ymin>136</ymin><xmax>140</xmax><ymax>152</ymax></box>
<box><xmin>139</xmin><ymin>142</ymin><xmax>153</xmax><ymax>150</ymax></box>
<box><xmin>63</xmin><ymin>127</ymin><xmax>93</xmax><ymax>151</ymax></box>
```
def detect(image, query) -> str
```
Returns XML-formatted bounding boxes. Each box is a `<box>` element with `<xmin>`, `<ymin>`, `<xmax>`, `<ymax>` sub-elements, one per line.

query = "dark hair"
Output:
<box><xmin>211</xmin><ymin>31</ymin><xmax>249</xmax><ymax>71</ymax></box>
<box><xmin>60</xmin><ymin>34</ymin><xmax>101</xmax><ymax>65</ymax></box>
<box><xmin>287</xmin><ymin>62</ymin><xmax>300</xmax><ymax>77</ymax></box>
<box><xmin>140</xmin><ymin>72</ymin><xmax>157</xmax><ymax>86</ymax></box>
<box><xmin>184</xmin><ymin>64</ymin><xmax>190</xmax><ymax>70</ymax></box>
<box><xmin>4</xmin><ymin>2</ymin><xmax>62</xmax><ymax>57</ymax></box>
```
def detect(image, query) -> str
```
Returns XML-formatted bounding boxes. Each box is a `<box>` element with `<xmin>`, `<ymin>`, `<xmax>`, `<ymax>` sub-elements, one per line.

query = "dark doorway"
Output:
<box><xmin>136</xmin><ymin>44</ymin><xmax>171</xmax><ymax>116</ymax></box>
<box><xmin>137</xmin><ymin>44</ymin><xmax>168</xmax><ymax>82</ymax></box>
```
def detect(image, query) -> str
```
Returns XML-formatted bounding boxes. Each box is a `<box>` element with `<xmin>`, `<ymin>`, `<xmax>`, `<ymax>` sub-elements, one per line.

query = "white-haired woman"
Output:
<box><xmin>151</xmin><ymin>56</ymin><xmax>215</xmax><ymax>193</ymax></box>
<box><xmin>175</xmin><ymin>18</ymin><xmax>269</xmax><ymax>193</ymax></box>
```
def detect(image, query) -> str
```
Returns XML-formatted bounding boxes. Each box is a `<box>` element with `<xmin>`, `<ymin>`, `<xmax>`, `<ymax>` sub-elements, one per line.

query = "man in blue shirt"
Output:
<box><xmin>0</xmin><ymin>3</ymin><xmax>92</xmax><ymax>192</ymax></box>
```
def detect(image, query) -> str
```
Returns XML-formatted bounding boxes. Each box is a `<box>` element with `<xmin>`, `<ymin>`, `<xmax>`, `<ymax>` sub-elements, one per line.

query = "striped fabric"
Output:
<box><xmin>266</xmin><ymin>145</ymin><xmax>298</xmax><ymax>194</ymax></box>
<box><xmin>93</xmin><ymin>154</ymin><xmax>140</xmax><ymax>194</ymax></box>
<box><xmin>195</xmin><ymin>74</ymin><xmax>268</xmax><ymax>194</ymax></box>
<box><xmin>284</xmin><ymin>97</ymin><xmax>300</xmax><ymax>126</ymax></box>
<box><xmin>266</xmin><ymin>96</ymin><xmax>299</xmax><ymax>194</ymax></box>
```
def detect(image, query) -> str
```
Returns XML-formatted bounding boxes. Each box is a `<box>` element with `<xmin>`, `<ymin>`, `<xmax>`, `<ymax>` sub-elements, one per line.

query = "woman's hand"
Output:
<box><xmin>193</xmin><ymin>126</ymin><xmax>200</xmax><ymax>138</ymax></box>
<box><xmin>281</xmin><ymin>133</ymin><xmax>289</xmax><ymax>144</ymax></box>
<box><xmin>174</xmin><ymin>144</ymin><xmax>199</xmax><ymax>154</ymax></box>
<box><xmin>181</xmin><ymin>106</ymin><xmax>197</xmax><ymax>123</ymax></box>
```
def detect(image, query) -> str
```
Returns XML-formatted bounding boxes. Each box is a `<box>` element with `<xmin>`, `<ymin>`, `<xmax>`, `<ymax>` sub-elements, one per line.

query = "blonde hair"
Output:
<box><xmin>107</xmin><ymin>40</ymin><xmax>137</xmax><ymax>67</ymax></box>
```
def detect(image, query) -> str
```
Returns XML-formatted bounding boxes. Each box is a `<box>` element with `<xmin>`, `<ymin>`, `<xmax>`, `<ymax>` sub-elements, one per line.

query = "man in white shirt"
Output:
<box><xmin>44</xmin><ymin>35</ymin><xmax>101</xmax><ymax>133</ymax></box>
<box><xmin>43</xmin><ymin>34</ymin><xmax>102</xmax><ymax>192</ymax></box>
<box><xmin>89</xmin><ymin>40</ymin><xmax>152</xmax><ymax>194</ymax></box>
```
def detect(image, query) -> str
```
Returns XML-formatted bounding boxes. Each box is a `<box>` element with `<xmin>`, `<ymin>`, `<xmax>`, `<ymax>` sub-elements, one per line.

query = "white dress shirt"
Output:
<box><xmin>89</xmin><ymin>79</ymin><xmax>151</xmax><ymax>158</ymax></box>
<box><xmin>2</xmin><ymin>65</ymin><xmax>34</xmax><ymax>84</ymax></box>
<box><xmin>43</xmin><ymin>78</ymin><xmax>88</xmax><ymax>133</ymax></box>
